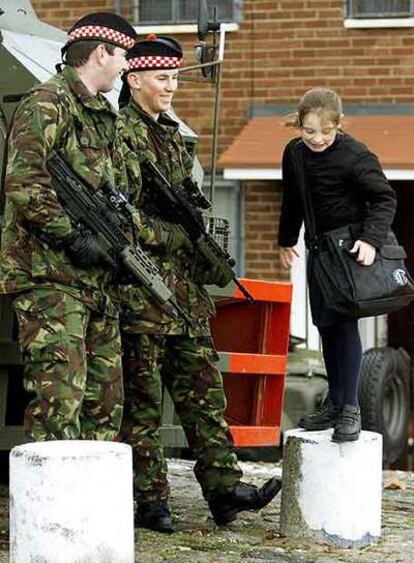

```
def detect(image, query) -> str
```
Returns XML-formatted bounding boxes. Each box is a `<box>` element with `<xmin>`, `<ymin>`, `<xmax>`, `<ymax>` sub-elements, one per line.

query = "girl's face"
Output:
<box><xmin>300</xmin><ymin>111</ymin><xmax>338</xmax><ymax>153</ymax></box>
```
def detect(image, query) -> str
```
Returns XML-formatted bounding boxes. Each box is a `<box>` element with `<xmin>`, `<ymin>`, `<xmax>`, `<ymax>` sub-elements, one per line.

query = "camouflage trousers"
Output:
<box><xmin>120</xmin><ymin>332</ymin><xmax>243</xmax><ymax>503</ymax></box>
<box><xmin>13</xmin><ymin>289</ymin><xmax>123</xmax><ymax>441</ymax></box>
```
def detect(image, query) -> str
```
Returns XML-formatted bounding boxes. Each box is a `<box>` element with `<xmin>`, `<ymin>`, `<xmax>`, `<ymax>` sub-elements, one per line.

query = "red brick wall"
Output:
<box><xmin>33</xmin><ymin>1</ymin><xmax>112</xmax><ymax>29</ymax></box>
<box><xmin>244</xmin><ymin>181</ymin><xmax>288</xmax><ymax>280</ymax></box>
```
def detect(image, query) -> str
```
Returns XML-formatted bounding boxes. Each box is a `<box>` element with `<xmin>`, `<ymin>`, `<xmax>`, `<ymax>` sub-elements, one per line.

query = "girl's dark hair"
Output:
<box><xmin>286</xmin><ymin>88</ymin><xmax>343</xmax><ymax>128</ymax></box>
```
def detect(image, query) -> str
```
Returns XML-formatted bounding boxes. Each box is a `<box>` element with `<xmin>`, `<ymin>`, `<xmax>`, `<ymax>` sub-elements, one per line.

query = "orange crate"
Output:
<box><xmin>210</xmin><ymin>278</ymin><xmax>292</xmax><ymax>447</ymax></box>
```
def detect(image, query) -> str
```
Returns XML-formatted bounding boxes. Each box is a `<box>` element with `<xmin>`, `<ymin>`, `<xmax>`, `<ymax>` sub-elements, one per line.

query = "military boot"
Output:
<box><xmin>135</xmin><ymin>500</ymin><xmax>174</xmax><ymax>534</ymax></box>
<box><xmin>208</xmin><ymin>477</ymin><xmax>282</xmax><ymax>526</ymax></box>
<box><xmin>298</xmin><ymin>398</ymin><xmax>340</xmax><ymax>431</ymax></box>
<box><xmin>331</xmin><ymin>404</ymin><xmax>361</xmax><ymax>443</ymax></box>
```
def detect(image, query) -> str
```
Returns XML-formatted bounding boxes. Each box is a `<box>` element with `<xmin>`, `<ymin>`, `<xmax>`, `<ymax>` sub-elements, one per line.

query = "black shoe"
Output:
<box><xmin>332</xmin><ymin>404</ymin><xmax>361</xmax><ymax>443</ymax></box>
<box><xmin>298</xmin><ymin>398</ymin><xmax>340</xmax><ymax>431</ymax></box>
<box><xmin>208</xmin><ymin>477</ymin><xmax>282</xmax><ymax>526</ymax></box>
<box><xmin>135</xmin><ymin>500</ymin><xmax>174</xmax><ymax>533</ymax></box>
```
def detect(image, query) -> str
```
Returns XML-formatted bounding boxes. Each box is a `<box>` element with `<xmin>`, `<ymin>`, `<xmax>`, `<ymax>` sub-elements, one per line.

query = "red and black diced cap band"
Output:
<box><xmin>68</xmin><ymin>25</ymin><xmax>136</xmax><ymax>50</ymax></box>
<box><xmin>65</xmin><ymin>12</ymin><xmax>137</xmax><ymax>50</ymax></box>
<box><xmin>124</xmin><ymin>34</ymin><xmax>183</xmax><ymax>73</ymax></box>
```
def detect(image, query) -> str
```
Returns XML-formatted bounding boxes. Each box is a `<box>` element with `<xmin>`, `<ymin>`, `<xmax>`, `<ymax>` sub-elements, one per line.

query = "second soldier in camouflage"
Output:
<box><xmin>118</xmin><ymin>35</ymin><xmax>281</xmax><ymax>533</ymax></box>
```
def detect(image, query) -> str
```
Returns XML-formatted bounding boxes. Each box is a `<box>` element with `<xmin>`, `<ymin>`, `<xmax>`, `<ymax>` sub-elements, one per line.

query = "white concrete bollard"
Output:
<box><xmin>280</xmin><ymin>429</ymin><xmax>382</xmax><ymax>547</ymax></box>
<box><xmin>10</xmin><ymin>440</ymin><xmax>134</xmax><ymax>563</ymax></box>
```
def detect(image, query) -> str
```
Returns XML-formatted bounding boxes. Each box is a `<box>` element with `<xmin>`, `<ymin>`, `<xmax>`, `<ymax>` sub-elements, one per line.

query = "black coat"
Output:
<box><xmin>278</xmin><ymin>133</ymin><xmax>397</xmax><ymax>249</ymax></box>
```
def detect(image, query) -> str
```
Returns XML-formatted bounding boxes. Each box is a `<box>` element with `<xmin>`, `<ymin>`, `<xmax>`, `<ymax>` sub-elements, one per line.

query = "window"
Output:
<box><xmin>132</xmin><ymin>0</ymin><xmax>242</xmax><ymax>25</ymax></box>
<box><xmin>346</xmin><ymin>0</ymin><xmax>413</xmax><ymax>18</ymax></box>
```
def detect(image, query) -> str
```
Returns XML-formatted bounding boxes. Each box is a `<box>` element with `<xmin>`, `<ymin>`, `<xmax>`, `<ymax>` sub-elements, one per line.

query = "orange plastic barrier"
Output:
<box><xmin>210</xmin><ymin>278</ymin><xmax>292</xmax><ymax>447</ymax></box>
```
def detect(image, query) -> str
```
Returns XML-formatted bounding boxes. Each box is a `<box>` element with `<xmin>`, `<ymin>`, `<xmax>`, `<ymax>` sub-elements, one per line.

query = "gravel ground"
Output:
<box><xmin>1</xmin><ymin>459</ymin><xmax>413</xmax><ymax>562</ymax></box>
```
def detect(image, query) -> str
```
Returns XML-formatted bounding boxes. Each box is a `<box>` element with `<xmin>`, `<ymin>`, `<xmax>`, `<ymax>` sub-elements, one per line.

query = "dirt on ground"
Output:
<box><xmin>1</xmin><ymin>459</ymin><xmax>413</xmax><ymax>562</ymax></box>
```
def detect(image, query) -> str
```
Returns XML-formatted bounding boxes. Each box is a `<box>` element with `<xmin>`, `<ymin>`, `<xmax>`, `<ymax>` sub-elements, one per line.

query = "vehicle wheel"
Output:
<box><xmin>359</xmin><ymin>347</ymin><xmax>411</xmax><ymax>466</ymax></box>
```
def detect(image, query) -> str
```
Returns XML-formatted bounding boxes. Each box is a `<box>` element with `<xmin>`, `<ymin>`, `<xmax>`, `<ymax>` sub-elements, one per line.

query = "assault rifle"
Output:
<box><xmin>140</xmin><ymin>160</ymin><xmax>254</xmax><ymax>302</ymax></box>
<box><xmin>47</xmin><ymin>152</ymin><xmax>196</xmax><ymax>328</ymax></box>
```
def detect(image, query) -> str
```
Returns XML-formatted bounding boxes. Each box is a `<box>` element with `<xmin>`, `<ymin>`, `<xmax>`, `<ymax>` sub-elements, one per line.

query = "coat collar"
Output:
<box><xmin>61</xmin><ymin>65</ymin><xmax>118</xmax><ymax>117</ymax></box>
<box><xmin>125</xmin><ymin>99</ymin><xmax>179</xmax><ymax>133</ymax></box>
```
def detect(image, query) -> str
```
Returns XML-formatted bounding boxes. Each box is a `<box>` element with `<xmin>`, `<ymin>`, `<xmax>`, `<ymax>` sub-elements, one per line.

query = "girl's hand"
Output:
<box><xmin>349</xmin><ymin>240</ymin><xmax>376</xmax><ymax>266</ymax></box>
<box><xmin>279</xmin><ymin>246</ymin><xmax>299</xmax><ymax>269</ymax></box>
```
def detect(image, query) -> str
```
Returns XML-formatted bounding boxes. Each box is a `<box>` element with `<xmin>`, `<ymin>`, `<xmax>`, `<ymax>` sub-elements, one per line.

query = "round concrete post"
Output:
<box><xmin>280</xmin><ymin>429</ymin><xmax>382</xmax><ymax>547</ymax></box>
<box><xmin>10</xmin><ymin>440</ymin><xmax>134</xmax><ymax>563</ymax></box>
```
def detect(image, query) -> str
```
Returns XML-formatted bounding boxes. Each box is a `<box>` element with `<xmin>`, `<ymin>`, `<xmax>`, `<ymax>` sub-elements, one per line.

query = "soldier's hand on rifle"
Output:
<box><xmin>193</xmin><ymin>260</ymin><xmax>231</xmax><ymax>288</ymax></box>
<box><xmin>165</xmin><ymin>224</ymin><xmax>193</xmax><ymax>254</ymax></box>
<box><xmin>63</xmin><ymin>229</ymin><xmax>117</xmax><ymax>270</ymax></box>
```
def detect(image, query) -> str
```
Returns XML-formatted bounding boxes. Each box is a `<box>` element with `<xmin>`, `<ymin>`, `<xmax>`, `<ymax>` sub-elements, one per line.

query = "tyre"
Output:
<box><xmin>359</xmin><ymin>347</ymin><xmax>411</xmax><ymax>466</ymax></box>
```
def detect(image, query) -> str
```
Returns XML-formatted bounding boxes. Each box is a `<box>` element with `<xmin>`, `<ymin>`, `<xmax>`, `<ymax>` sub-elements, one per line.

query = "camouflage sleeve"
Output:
<box><xmin>5</xmin><ymin>91</ymin><xmax>73</xmax><ymax>242</ymax></box>
<box><xmin>135</xmin><ymin>214</ymin><xmax>182</xmax><ymax>250</ymax></box>
<box><xmin>119</xmin><ymin>122</ymin><xmax>142</xmax><ymax>204</ymax></box>
<box><xmin>129</xmin><ymin>189</ymin><xmax>183</xmax><ymax>251</ymax></box>
<box><xmin>121</xmin><ymin>127</ymin><xmax>177</xmax><ymax>250</ymax></box>
<box><xmin>179</xmin><ymin>134</ymin><xmax>194</xmax><ymax>176</ymax></box>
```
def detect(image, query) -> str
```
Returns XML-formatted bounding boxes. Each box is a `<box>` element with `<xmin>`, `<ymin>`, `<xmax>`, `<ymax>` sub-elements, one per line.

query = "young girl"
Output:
<box><xmin>278</xmin><ymin>88</ymin><xmax>397</xmax><ymax>442</ymax></box>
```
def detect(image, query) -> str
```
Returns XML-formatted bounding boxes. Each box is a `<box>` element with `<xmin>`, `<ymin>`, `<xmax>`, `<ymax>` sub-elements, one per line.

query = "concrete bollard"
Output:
<box><xmin>10</xmin><ymin>440</ymin><xmax>134</xmax><ymax>563</ymax></box>
<box><xmin>280</xmin><ymin>429</ymin><xmax>382</xmax><ymax>547</ymax></box>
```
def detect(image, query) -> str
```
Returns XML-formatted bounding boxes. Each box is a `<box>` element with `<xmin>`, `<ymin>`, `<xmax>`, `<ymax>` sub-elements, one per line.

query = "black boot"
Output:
<box><xmin>135</xmin><ymin>500</ymin><xmax>174</xmax><ymax>533</ymax></box>
<box><xmin>208</xmin><ymin>477</ymin><xmax>281</xmax><ymax>526</ymax></box>
<box><xmin>298</xmin><ymin>398</ymin><xmax>340</xmax><ymax>431</ymax></box>
<box><xmin>332</xmin><ymin>404</ymin><xmax>361</xmax><ymax>443</ymax></box>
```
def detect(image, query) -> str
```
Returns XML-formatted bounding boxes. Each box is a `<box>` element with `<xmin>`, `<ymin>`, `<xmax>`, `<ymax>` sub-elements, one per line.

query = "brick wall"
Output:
<box><xmin>32</xmin><ymin>1</ymin><xmax>113</xmax><ymax>29</ymax></box>
<box><xmin>244</xmin><ymin>181</ymin><xmax>288</xmax><ymax>281</ymax></box>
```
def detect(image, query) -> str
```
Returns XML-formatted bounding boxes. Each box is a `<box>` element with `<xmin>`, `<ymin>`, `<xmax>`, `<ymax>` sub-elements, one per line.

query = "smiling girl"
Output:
<box><xmin>278</xmin><ymin>88</ymin><xmax>396</xmax><ymax>442</ymax></box>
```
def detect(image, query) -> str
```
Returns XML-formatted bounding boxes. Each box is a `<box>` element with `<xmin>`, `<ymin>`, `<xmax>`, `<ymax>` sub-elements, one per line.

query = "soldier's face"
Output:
<box><xmin>130</xmin><ymin>69</ymin><xmax>179</xmax><ymax>119</ymax></box>
<box><xmin>101</xmin><ymin>46</ymin><xmax>128</xmax><ymax>92</ymax></box>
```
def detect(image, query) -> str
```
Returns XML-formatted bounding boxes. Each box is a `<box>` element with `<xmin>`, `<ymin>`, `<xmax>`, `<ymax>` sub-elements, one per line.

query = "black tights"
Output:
<box><xmin>318</xmin><ymin>320</ymin><xmax>362</xmax><ymax>407</ymax></box>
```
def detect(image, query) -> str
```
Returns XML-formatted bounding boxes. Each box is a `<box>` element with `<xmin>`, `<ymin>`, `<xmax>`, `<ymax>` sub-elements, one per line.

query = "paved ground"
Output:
<box><xmin>1</xmin><ymin>459</ymin><xmax>413</xmax><ymax>562</ymax></box>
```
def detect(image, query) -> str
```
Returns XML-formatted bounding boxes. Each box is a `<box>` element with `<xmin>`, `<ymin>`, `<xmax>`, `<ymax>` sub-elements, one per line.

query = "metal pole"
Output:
<box><xmin>208</xmin><ymin>22</ymin><xmax>228</xmax><ymax>204</ymax></box>
<box><xmin>133</xmin><ymin>0</ymin><xmax>140</xmax><ymax>24</ymax></box>
<box><xmin>179</xmin><ymin>60</ymin><xmax>220</xmax><ymax>75</ymax></box>
<box><xmin>209</xmin><ymin>59</ymin><xmax>222</xmax><ymax>204</ymax></box>
<box><xmin>114</xmin><ymin>0</ymin><xmax>122</xmax><ymax>16</ymax></box>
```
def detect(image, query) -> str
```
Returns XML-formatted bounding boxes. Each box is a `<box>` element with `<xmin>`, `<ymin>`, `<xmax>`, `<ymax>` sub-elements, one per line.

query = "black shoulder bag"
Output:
<box><xmin>291</xmin><ymin>143</ymin><xmax>414</xmax><ymax>318</ymax></box>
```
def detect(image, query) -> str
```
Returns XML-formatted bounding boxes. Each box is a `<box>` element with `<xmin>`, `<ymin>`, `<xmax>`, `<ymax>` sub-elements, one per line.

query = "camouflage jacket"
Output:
<box><xmin>0</xmin><ymin>66</ymin><xmax>127</xmax><ymax>316</ymax></box>
<box><xmin>119</xmin><ymin>100</ymin><xmax>214</xmax><ymax>336</ymax></box>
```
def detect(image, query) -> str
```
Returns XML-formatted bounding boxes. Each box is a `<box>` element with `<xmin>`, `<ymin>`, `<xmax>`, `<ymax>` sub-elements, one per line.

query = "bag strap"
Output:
<box><xmin>290</xmin><ymin>141</ymin><xmax>318</xmax><ymax>247</ymax></box>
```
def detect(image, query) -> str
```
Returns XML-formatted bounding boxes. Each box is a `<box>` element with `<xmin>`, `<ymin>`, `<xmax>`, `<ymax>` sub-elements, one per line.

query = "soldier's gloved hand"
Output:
<box><xmin>63</xmin><ymin>229</ymin><xmax>117</xmax><ymax>270</ymax></box>
<box><xmin>165</xmin><ymin>224</ymin><xmax>193</xmax><ymax>254</ymax></box>
<box><xmin>193</xmin><ymin>261</ymin><xmax>233</xmax><ymax>288</ymax></box>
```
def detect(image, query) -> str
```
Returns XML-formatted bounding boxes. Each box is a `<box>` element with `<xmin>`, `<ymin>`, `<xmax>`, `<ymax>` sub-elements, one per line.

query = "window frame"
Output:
<box><xmin>132</xmin><ymin>0</ymin><xmax>242</xmax><ymax>27</ymax></box>
<box><xmin>133</xmin><ymin>22</ymin><xmax>239</xmax><ymax>35</ymax></box>
<box><xmin>345</xmin><ymin>0</ymin><xmax>414</xmax><ymax>19</ymax></box>
<box><xmin>344</xmin><ymin>0</ymin><xmax>414</xmax><ymax>28</ymax></box>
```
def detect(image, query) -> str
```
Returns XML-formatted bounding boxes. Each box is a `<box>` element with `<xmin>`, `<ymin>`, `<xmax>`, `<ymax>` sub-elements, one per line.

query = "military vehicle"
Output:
<box><xmin>0</xmin><ymin>0</ymin><xmax>412</xmax><ymax>469</ymax></box>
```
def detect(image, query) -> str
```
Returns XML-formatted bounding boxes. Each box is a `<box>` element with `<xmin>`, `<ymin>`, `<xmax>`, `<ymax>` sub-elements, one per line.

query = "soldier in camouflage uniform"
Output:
<box><xmin>0</xmin><ymin>13</ymin><xmax>137</xmax><ymax>442</ymax></box>
<box><xmin>118</xmin><ymin>36</ymin><xmax>281</xmax><ymax>533</ymax></box>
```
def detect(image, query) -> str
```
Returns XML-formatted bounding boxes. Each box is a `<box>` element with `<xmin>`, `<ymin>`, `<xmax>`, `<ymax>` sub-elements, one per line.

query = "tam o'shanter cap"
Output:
<box><xmin>65</xmin><ymin>12</ymin><xmax>137</xmax><ymax>51</ymax></box>
<box><xmin>125</xmin><ymin>34</ymin><xmax>183</xmax><ymax>73</ymax></box>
